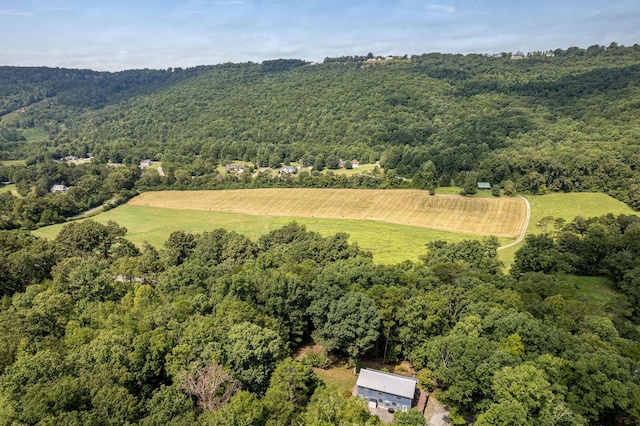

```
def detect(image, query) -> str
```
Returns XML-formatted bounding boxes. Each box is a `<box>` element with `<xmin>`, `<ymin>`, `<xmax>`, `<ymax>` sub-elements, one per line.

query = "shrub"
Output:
<box><xmin>303</xmin><ymin>348</ymin><xmax>331</xmax><ymax>369</ymax></box>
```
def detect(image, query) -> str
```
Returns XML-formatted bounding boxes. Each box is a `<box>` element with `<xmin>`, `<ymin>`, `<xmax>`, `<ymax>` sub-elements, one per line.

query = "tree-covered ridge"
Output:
<box><xmin>2</xmin><ymin>44</ymin><xmax>639</xmax><ymax>206</ymax></box>
<box><xmin>0</xmin><ymin>217</ymin><xmax>638</xmax><ymax>424</ymax></box>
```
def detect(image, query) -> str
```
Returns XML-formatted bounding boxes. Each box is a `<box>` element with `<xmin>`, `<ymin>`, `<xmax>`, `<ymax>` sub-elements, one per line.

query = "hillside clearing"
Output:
<box><xmin>128</xmin><ymin>189</ymin><xmax>527</xmax><ymax>238</ymax></box>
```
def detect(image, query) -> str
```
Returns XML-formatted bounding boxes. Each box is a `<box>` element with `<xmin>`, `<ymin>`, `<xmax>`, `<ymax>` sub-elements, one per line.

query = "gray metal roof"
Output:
<box><xmin>356</xmin><ymin>368</ymin><xmax>417</xmax><ymax>399</ymax></box>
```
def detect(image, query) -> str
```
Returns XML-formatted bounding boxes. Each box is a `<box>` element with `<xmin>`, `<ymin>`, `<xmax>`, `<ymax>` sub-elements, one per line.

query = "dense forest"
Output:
<box><xmin>1</xmin><ymin>43</ymin><xmax>640</xmax><ymax>208</ymax></box>
<box><xmin>0</xmin><ymin>216</ymin><xmax>639</xmax><ymax>424</ymax></box>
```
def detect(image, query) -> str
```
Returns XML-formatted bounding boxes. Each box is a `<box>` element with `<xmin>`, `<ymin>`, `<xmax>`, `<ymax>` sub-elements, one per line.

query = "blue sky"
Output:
<box><xmin>1</xmin><ymin>0</ymin><xmax>639</xmax><ymax>71</ymax></box>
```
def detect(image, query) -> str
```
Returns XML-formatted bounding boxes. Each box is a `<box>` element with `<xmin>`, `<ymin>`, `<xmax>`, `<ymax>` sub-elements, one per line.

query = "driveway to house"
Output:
<box><xmin>498</xmin><ymin>195</ymin><xmax>531</xmax><ymax>251</ymax></box>
<box><xmin>426</xmin><ymin>396</ymin><xmax>450</xmax><ymax>426</ymax></box>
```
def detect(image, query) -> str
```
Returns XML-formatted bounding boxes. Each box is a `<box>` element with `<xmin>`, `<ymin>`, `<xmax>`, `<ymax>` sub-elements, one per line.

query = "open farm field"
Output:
<box><xmin>128</xmin><ymin>189</ymin><xmax>527</xmax><ymax>238</ymax></box>
<box><xmin>33</xmin><ymin>204</ymin><xmax>498</xmax><ymax>264</ymax></box>
<box><xmin>499</xmin><ymin>192</ymin><xmax>638</xmax><ymax>268</ymax></box>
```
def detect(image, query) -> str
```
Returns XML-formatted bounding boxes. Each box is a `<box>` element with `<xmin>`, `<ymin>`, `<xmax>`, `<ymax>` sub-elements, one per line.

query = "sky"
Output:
<box><xmin>1</xmin><ymin>0</ymin><xmax>639</xmax><ymax>71</ymax></box>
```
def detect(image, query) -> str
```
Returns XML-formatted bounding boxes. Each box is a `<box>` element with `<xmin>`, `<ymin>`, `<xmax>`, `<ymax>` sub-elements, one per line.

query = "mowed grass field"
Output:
<box><xmin>128</xmin><ymin>189</ymin><xmax>527</xmax><ymax>238</ymax></box>
<box><xmin>34</xmin><ymin>204</ymin><xmax>505</xmax><ymax>264</ymax></box>
<box><xmin>33</xmin><ymin>189</ymin><xmax>637</xmax><ymax>266</ymax></box>
<box><xmin>499</xmin><ymin>192</ymin><xmax>638</xmax><ymax>268</ymax></box>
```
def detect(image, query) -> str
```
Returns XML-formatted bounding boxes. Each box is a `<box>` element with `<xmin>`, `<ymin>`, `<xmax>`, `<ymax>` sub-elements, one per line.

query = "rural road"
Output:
<box><xmin>71</xmin><ymin>204</ymin><xmax>105</xmax><ymax>219</ymax></box>
<box><xmin>498</xmin><ymin>195</ymin><xmax>531</xmax><ymax>251</ymax></box>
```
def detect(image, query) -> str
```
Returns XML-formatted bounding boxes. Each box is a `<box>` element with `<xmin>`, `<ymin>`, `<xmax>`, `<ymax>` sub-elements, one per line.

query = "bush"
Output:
<box><xmin>303</xmin><ymin>348</ymin><xmax>331</xmax><ymax>369</ymax></box>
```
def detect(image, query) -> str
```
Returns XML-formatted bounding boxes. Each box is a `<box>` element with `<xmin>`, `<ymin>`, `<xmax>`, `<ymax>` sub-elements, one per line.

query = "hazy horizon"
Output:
<box><xmin>1</xmin><ymin>0</ymin><xmax>639</xmax><ymax>72</ymax></box>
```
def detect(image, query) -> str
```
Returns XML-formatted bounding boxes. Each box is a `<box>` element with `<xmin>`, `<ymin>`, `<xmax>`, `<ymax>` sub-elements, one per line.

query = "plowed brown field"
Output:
<box><xmin>128</xmin><ymin>189</ymin><xmax>527</xmax><ymax>238</ymax></box>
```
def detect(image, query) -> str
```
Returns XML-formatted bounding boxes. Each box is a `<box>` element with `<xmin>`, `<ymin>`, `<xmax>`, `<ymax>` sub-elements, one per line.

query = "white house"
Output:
<box><xmin>51</xmin><ymin>184</ymin><xmax>69</xmax><ymax>193</ymax></box>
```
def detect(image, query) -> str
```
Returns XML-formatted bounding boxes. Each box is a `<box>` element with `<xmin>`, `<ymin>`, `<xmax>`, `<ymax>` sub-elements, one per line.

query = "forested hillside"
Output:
<box><xmin>1</xmin><ymin>44</ymin><xmax>640</xmax><ymax>206</ymax></box>
<box><xmin>0</xmin><ymin>218</ymin><xmax>639</xmax><ymax>425</ymax></box>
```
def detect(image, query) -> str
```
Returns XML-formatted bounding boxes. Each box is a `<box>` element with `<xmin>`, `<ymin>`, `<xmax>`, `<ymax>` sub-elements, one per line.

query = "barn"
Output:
<box><xmin>356</xmin><ymin>368</ymin><xmax>418</xmax><ymax>412</ymax></box>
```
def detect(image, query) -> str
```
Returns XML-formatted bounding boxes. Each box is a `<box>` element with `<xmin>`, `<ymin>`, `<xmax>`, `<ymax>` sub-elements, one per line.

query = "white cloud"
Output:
<box><xmin>0</xmin><ymin>9</ymin><xmax>32</xmax><ymax>17</ymax></box>
<box><xmin>426</xmin><ymin>4</ymin><xmax>455</xmax><ymax>13</ymax></box>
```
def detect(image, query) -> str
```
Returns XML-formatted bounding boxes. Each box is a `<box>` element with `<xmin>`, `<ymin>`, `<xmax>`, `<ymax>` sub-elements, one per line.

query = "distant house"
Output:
<box><xmin>140</xmin><ymin>159</ymin><xmax>153</xmax><ymax>169</ymax></box>
<box><xmin>225</xmin><ymin>164</ymin><xmax>249</xmax><ymax>173</ymax></box>
<box><xmin>356</xmin><ymin>369</ymin><xmax>418</xmax><ymax>413</ymax></box>
<box><xmin>51</xmin><ymin>184</ymin><xmax>69</xmax><ymax>194</ymax></box>
<box><xmin>511</xmin><ymin>51</ymin><xmax>525</xmax><ymax>60</ymax></box>
<box><xmin>279</xmin><ymin>166</ymin><xmax>299</xmax><ymax>175</ymax></box>
<box><xmin>338</xmin><ymin>159</ymin><xmax>347</xmax><ymax>168</ymax></box>
<box><xmin>477</xmin><ymin>182</ymin><xmax>491</xmax><ymax>190</ymax></box>
<box><xmin>351</xmin><ymin>160</ymin><xmax>360</xmax><ymax>168</ymax></box>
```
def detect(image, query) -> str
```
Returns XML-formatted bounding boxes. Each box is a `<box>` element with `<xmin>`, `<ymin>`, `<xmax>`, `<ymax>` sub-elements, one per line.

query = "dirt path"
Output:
<box><xmin>71</xmin><ymin>204</ymin><xmax>105</xmax><ymax>219</ymax></box>
<box><xmin>498</xmin><ymin>195</ymin><xmax>530</xmax><ymax>250</ymax></box>
<box><xmin>425</xmin><ymin>395</ymin><xmax>450</xmax><ymax>426</ymax></box>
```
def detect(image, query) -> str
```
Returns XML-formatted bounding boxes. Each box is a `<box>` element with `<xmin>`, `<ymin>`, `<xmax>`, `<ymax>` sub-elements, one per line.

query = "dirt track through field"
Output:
<box><xmin>128</xmin><ymin>189</ymin><xmax>527</xmax><ymax>238</ymax></box>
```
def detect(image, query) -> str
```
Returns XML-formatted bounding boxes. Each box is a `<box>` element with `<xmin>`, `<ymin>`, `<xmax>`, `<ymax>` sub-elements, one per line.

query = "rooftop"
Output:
<box><xmin>356</xmin><ymin>368</ymin><xmax>417</xmax><ymax>399</ymax></box>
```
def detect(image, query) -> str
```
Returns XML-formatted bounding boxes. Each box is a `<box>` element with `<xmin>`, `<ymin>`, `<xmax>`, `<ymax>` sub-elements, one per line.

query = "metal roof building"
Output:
<box><xmin>356</xmin><ymin>368</ymin><xmax>418</xmax><ymax>412</ymax></box>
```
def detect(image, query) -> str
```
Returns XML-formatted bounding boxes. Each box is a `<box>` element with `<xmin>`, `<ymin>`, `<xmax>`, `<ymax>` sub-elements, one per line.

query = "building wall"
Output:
<box><xmin>357</xmin><ymin>386</ymin><xmax>413</xmax><ymax>412</ymax></box>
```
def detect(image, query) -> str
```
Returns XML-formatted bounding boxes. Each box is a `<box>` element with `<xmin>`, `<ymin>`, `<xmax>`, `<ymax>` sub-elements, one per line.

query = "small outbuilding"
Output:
<box><xmin>356</xmin><ymin>368</ymin><xmax>418</xmax><ymax>413</ymax></box>
<box><xmin>477</xmin><ymin>182</ymin><xmax>491</xmax><ymax>190</ymax></box>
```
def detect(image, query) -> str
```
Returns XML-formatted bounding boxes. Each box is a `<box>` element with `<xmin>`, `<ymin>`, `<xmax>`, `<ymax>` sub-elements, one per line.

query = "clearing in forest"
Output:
<box><xmin>128</xmin><ymin>189</ymin><xmax>527</xmax><ymax>238</ymax></box>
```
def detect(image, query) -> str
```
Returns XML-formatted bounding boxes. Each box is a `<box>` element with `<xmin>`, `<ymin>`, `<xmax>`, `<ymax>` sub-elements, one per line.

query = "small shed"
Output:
<box><xmin>477</xmin><ymin>182</ymin><xmax>491</xmax><ymax>190</ymax></box>
<box><xmin>356</xmin><ymin>368</ymin><xmax>418</xmax><ymax>412</ymax></box>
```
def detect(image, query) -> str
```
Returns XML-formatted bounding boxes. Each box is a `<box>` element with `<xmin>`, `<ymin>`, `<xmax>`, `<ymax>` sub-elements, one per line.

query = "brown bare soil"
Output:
<box><xmin>128</xmin><ymin>189</ymin><xmax>527</xmax><ymax>238</ymax></box>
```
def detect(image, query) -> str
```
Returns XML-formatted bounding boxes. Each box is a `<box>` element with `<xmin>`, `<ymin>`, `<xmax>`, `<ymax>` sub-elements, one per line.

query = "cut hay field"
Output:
<box><xmin>128</xmin><ymin>189</ymin><xmax>527</xmax><ymax>238</ymax></box>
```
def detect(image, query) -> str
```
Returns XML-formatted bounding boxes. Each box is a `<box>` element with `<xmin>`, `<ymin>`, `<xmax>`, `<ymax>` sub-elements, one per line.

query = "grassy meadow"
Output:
<box><xmin>33</xmin><ymin>204</ymin><xmax>498</xmax><ymax>264</ymax></box>
<box><xmin>499</xmin><ymin>192</ymin><xmax>638</xmax><ymax>268</ymax></box>
<box><xmin>32</xmin><ymin>189</ymin><xmax>637</xmax><ymax>266</ymax></box>
<box><xmin>0</xmin><ymin>184</ymin><xmax>16</xmax><ymax>194</ymax></box>
<box><xmin>0</xmin><ymin>160</ymin><xmax>25</xmax><ymax>166</ymax></box>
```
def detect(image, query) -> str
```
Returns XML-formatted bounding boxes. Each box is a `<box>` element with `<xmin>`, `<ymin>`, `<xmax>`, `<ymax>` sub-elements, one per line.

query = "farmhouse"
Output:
<box><xmin>477</xmin><ymin>182</ymin><xmax>491</xmax><ymax>190</ymax></box>
<box><xmin>225</xmin><ymin>164</ymin><xmax>249</xmax><ymax>173</ymax></box>
<box><xmin>51</xmin><ymin>184</ymin><xmax>69</xmax><ymax>193</ymax></box>
<box><xmin>356</xmin><ymin>368</ymin><xmax>418</xmax><ymax>413</ymax></box>
<box><xmin>351</xmin><ymin>160</ymin><xmax>360</xmax><ymax>168</ymax></box>
<box><xmin>279</xmin><ymin>166</ymin><xmax>299</xmax><ymax>175</ymax></box>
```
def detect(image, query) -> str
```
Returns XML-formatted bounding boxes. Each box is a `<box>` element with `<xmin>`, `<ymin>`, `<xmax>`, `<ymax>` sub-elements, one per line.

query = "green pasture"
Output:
<box><xmin>33</xmin><ymin>191</ymin><xmax>637</xmax><ymax>267</ymax></box>
<box><xmin>557</xmin><ymin>274</ymin><xmax>620</xmax><ymax>311</ymax></box>
<box><xmin>0</xmin><ymin>160</ymin><xmax>25</xmax><ymax>166</ymax></box>
<box><xmin>32</xmin><ymin>204</ymin><xmax>499</xmax><ymax>265</ymax></box>
<box><xmin>500</xmin><ymin>192</ymin><xmax>638</xmax><ymax>268</ymax></box>
<box><xmin>0</xmin><ymin>184</ymin><xmax>16</xmax><ymax>194</ymax></box>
